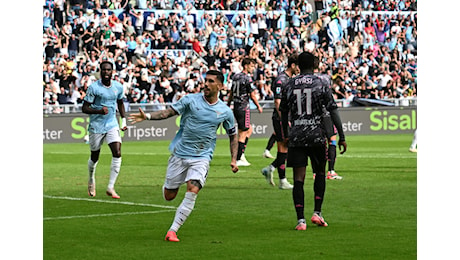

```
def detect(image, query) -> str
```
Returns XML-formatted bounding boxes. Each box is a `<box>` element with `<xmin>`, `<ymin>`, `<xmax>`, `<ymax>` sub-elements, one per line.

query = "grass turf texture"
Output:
<box><xmin>44</xmin><ymin>134</ymin><xmax>416</xmax><ymax>260</ymax></box>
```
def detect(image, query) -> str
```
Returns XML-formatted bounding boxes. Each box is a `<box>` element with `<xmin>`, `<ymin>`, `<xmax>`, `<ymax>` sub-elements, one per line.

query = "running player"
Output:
<box><xmin>128</xmin><ymin>70</ymin><xmax>239</xmax><ymax>242</ymax></box>
<box><xmin>82</xmin><ymin>61</ymin><xmax>128</xmax><ymax>199</ymax></box>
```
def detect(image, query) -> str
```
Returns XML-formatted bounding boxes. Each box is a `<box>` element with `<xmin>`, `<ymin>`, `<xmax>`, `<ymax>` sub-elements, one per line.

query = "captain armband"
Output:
<box><xmin>227</xmin><ymin>126</ymin><xmax>237</xmax><ymax>136</ymax></box>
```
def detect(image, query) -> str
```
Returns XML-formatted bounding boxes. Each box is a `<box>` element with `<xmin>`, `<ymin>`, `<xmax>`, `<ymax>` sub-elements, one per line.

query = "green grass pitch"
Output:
<box><xmin>43</xmin><ymin>134</ymin><xmax>417</xmax><ymax>260</ymax></box>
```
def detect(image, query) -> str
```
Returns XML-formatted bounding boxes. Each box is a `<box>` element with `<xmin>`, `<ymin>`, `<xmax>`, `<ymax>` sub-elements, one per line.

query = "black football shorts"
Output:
<box><xmin>234</xmin><ymin>107</ymin><xmax>251</xmax><ymax>131</ymax></box>
<box><xmin>286</xmin><ymin>145</ymin><xmax>328</xmax><ymax>174</ymax></box>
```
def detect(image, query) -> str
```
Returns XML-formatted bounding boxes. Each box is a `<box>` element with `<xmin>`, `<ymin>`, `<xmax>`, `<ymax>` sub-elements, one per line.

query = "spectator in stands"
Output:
<box><xmin>122</xmin><ymin>15</ymin><xmax>135</xmax><ymax>37</ymax></box>
<box><xmin>376</xmin><ymin>69</ymin><xmax>393</xmax><ymax>91</ymax></box>
<box><xmin>43</xmin><ymin>10</ymin><xmax>54</xmax><ymax>30</ymax></box>
<box><xmin>149</xmin><ymin>93</ymin><xmax>165</xmax><ymax>110</ymax></box>
<box><xmin>57</xmin><ymin>86</ymin><xmax>70</xmax><ymax>105</ymax></box>
<box><xmin>44</xmin><ymin>41</ymin><xmax>56</xmax><ymax>61</ymax></box>
<box><xmin>329</xmin><ymin>1</ymin><xmax>340</xmax><ymax>21</ymax></box>
<box><xmin>189</xmin><ymin>37</ymin><xmax>206</xmax><ymax>57</ymax></box>
<box><xmin>69</xmin><ymin>85</ymin><xmax>82</xmax><ymax>108</ymax></box>
<box><xmin>112</xmin><ymin>17</ymin><xmax>124</xmax><ymax>39</ymax></box>
<box><xmin>204</xmin><ymin>48</ymin><xmax>217</xmax><ymax>68</ymax></box>
<box><xmin>43</xmin><ymin>1</ymin><xmax>417</xmax><ymax>107</ymax></box>
<box><xmin>67</xmin><ymin>33</ymin><xmax>79</xmax><ymax>58</ymax></box>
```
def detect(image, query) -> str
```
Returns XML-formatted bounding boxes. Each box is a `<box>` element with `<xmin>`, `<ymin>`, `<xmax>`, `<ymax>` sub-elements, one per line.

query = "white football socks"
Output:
<box><xmin>88</xmin><ymin>158</ymin><xmax>98</xmax><ymax>183</ymax></box>
<box><xmin>169</xmin><ymin>192</ymin><xmax>197</xmax><ymax>232</ymax></box>
<box><xmin>108</xmin><ymin>157</ymin><xmax>122</xmax><ymax>190</ymax></box>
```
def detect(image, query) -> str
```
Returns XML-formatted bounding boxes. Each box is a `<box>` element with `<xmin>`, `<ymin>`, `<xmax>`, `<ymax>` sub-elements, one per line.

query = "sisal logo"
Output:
<box><xmin>71</xmin><ymin>117</ymin><xmax>89</xmax><ymax>140</ymax></box>
<box><xmin>71</xmin><ymin>117</ymin><xmax>127</xmax><ymax>140</ymax></box>
<box><xmin>369</xmin><ymin>110</ymin><xmax>416</xmax><ymax>131</ymax></box>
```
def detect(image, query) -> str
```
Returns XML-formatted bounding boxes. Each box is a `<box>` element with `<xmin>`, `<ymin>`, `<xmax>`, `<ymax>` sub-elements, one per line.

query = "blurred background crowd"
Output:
<box><xmin>43</xmin><ymin>0</ymin><xmax>417</xmax><ymax>113</ymax></box>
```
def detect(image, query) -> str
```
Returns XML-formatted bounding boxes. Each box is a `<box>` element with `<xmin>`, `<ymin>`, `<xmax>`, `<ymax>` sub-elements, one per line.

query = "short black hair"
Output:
<box><xmin>100</xmin><ymin>60</ymin><xmax>113</xmax><ymax>70</ymax></box>
<box><xmin>298</xmin><ymin>52</ymin><xmax>315</xmax><ymax>71</ymax></box>
<box><xmin>287</xmin><ymin>54</ymin><xmax>299</xmax><ymax>68</ymax></box>
<box><xmin>206</xmin><ymin>70</ymin><xmax>224</xmax><ymax>84</ymax></box>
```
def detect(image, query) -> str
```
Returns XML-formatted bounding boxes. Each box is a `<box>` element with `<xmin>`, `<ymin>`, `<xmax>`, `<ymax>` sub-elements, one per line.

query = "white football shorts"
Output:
<box><xmin>164</xmin><ymin>155</ymin><xmax>210</xmax><ymax>190</ymax></box>
<box><xmin>89</xmin><ymin>127</ymin><xmax>122</xmax><ymax>151</ymax></box>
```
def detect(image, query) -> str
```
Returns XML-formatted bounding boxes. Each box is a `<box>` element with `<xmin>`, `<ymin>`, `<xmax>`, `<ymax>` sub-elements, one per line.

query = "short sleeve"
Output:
<box><xmin>116</xmin><ymin>82</ymin><xmax>124</xmax><ymax>100</ymax></box>
<box><xmin>171</xmin><ymin>94</ymin><xmax>191</xmax><ymax>115</ymax></box>
<box><xmin>84</xmin><ymin>84</ymin><xmax>96</xmax><ymax>104</ymax></box>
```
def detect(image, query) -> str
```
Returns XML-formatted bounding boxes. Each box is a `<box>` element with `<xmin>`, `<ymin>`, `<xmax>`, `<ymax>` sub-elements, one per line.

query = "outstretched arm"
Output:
<box><xmin>128</xmin><ymin>107</ymin><xmax>177</xmax><ymax>124</ymax></box>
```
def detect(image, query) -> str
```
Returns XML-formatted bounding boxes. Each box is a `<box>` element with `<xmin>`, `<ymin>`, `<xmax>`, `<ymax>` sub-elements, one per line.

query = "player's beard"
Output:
<box><xmin>101</xmin><ymin>74</ymin><xmax>111</xmax><ymax>86</ymax></box>
<box><xmin>203</xmin><ymin>86</ymin><xmax>211</xmax><ymax>97</ymax></box>
<box><xmin>203</xmin><ymin>86</ymin><xmax>217</xmax><ymax>102</ymax></box>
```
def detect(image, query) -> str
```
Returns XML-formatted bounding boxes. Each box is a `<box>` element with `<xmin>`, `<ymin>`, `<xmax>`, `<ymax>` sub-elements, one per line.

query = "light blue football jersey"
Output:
<box><xmin>84</xmin><ymin>80</ymin><xmax>124</xmax><ymax>134</ymax></box>
<box><xmin>170</xmin><ymin>93</ymin><xmax>236</xmax><ymax>160</ymax></box>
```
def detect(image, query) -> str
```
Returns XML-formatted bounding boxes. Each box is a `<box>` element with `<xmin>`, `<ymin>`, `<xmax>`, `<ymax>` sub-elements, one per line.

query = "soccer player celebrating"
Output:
<box><xmin>280</xmin><ymin>52</ymin><xmax>347</xmax><ymax>230</ymax></box>
<box><xmin>227</xmin><ymin>57</ymin><xmax>263</xmax><ymax>166</ymax></box>
<box><xmin>261</xmin><ymin>54</ymin><xmax>299</xmax><ymax>189</ymax></box>
<box><xmin>82</xmin><ymin>61</ymin><xmax>128</xmax><ymax>199</ymax></box>
<box><xmin>128</xmin><ymin>70</ymin><xmax>239</xmax><ymax>242</ymax></box>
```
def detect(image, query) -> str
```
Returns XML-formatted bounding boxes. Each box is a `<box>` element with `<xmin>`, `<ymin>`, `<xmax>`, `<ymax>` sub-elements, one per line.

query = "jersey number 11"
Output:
<box><xmin>293</xmin><ymin>88</ymin><xmax>312</xmax><ymax>115</ymax></box>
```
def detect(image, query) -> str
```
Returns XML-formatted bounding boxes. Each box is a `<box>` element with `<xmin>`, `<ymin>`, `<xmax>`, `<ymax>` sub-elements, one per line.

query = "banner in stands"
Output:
<box><xmin>327</xmin><ymin>18</ymin><xmax>343</xmax><ymax>45</ymax></box>
<box><xmin>150</xmin><ymin>49</ymin><xmax>193</xmax><ymax>59</ymax></box>
<box><xmin>106</xmin><ymin>9</ymin><xmax>287</xmax><ymax>34</ymax></box>
<box><xmin>43</xmin><ymin>107</ymin><xmax>416</xmax><ymax>143</ymax></box>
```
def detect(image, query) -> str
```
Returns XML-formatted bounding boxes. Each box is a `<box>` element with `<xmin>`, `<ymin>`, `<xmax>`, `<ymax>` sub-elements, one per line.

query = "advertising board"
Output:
<box><xmin>43</xmin><ymin>107</ymin><xmax>416</xmax><ymax>143</ymax></box>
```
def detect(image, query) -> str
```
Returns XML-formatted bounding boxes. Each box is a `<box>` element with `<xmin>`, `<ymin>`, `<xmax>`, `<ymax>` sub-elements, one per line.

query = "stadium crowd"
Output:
<box><xmin>43</xmin><ymin>0</ymin><xmax>417</xmax><ymax>113</ymax></box>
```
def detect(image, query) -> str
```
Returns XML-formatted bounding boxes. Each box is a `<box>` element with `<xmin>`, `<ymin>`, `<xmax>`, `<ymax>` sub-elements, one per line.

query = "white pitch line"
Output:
<box><xmin>339</xmin><ymin>154</ymin><xmax>416</xmax><ymax>159</ymax></box>
<box><xmin>43</xmin><ymin>195</ymin><xmax>176</xmax><ymax>209</ymax></box>
<box><xmin>47</xmin><ymin>151</ymin><xmax>171</xmax><ymax>155</ymax></box>
<box><xmin>44</xmin><ymin>210</ymin><xmax>176</xmax><ymax>221</ymax></box>
<box><xmin>46</xmin><ymin>151</ymin><xmax>416</xmax><ymax>159</ymax></box>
